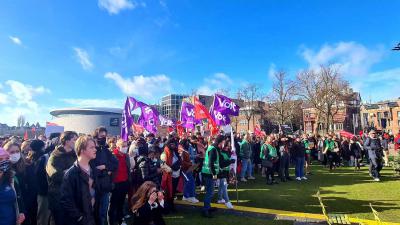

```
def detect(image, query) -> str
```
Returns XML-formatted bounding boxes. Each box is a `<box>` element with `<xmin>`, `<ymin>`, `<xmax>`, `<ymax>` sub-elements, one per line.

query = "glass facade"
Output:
<box><xmin>161</xmin><ymin>94</ymin><xmax>188</xmax><ymax>120</ymax></box>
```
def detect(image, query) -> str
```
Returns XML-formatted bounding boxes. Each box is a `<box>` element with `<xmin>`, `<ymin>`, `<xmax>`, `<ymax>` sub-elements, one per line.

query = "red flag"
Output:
<box><xmin>193</xmin><ymin>96</ymin><xmax>218</xmax><ymax>134</ymax></box>
<box><xmin>132</xmin><ymin>123</ymin><xmax>145</xmax><ymax>134</ymax></box>
<box><xmin>31</xmin><ymin>127</ymin><xmax>36</xmax><ymax>133</ymax></box>
<box><xmin>24</xmin><ymin>130</ymin><xmax>28</xmax><ymax>141</ymax></box>
<box><xmin>46</xmin><ymin>122</ymin><xmax>59</xmax><ymax>126</ymax></box>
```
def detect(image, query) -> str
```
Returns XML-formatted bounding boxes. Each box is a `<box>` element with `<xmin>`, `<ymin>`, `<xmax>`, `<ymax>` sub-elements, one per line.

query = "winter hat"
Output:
<box><xmin>30</xmin><ymin>139</ymin><xmax>45</xmax><ymax>152</ymax></box>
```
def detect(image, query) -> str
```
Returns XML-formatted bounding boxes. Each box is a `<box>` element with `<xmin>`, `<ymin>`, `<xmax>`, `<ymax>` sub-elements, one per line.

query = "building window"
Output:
<box><xmin>384</xmin><ymin>111</ymin><xmax>389</xmax><ymax>118</ymax></box>
<box><xmin>239</xmin><ymin>120</ymin><xmax>247</xmax><ymax>125</ymax></box>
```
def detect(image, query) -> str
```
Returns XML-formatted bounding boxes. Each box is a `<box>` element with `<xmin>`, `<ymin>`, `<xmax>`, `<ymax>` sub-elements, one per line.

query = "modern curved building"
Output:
<box><xmin>50</xmin><ymin>107</ymin><xmax>123</xmax><ymax>136</ymax></box>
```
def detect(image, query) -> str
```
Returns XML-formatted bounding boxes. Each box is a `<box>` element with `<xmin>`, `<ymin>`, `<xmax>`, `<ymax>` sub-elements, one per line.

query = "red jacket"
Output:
<box><xmin>112</xmin><ymin>149</ymin><xmax>129</xmax><ymax>183</ymax></box>
<box><xmin>395</xmin><ymin>134</ymin><xmax>400</xmax><ymax>151</ymax></box>
<box><xmin>161</xmin><ymin>147</ymin><xmax>183</xmax><ymax>199</ymax></box>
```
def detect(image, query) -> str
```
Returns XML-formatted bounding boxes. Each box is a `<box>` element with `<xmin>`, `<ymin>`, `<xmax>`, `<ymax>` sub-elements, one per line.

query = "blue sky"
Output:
<box><xmin>0</xmin><ymin>0</ymin><xmax>400</xmax><ymax>125</ymax></box>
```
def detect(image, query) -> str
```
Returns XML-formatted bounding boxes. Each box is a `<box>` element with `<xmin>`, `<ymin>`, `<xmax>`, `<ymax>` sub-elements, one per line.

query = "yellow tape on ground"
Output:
<box><xmin>175</xmin><ymin>200</ymin><xmax>400</xmax><ymax>225</ymax></box>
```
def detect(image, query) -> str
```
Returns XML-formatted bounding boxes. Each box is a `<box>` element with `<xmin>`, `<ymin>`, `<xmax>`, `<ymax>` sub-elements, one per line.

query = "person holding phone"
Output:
<box><xmin>131</xmin><ymin>181</ymin><xmax>166</xmax><ymax>225</ymax></box>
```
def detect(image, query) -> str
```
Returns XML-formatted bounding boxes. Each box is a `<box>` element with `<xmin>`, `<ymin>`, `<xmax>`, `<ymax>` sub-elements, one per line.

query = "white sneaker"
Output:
<box><xmin>200</xmin><ymin>186</ymin><xmax>205</xmax><ymax>192</ymax></box>
<box><xmin>374</xmin><ymin>178</ymin><xmax>380</xmax><ymax>182</ymax></box>
<box><xmin>240</xmin><ymin>178</ymin><xmax>247</xmax><ymax>182</ymax></box>
<box><xmin>296</xmin><ymin>177</ymin><xmax>301</xmax><ymax>181</ymax></box>
<box><xmin>248</xmin><ymin>176</ymin><xmax>256</xmax><ymax>180</ymax></box>
<box><xmin>182</xmin><ymin>196</ymin><xmax>192</xmax><ymax>202</ymax></box>
<box><xmin>301</xmin><ymin>176</ymin><xmax>308</xmax><ymax>180</ymax></box>
<box><xmin>190</xmin><ymin>197</ymin><xmax>199</xmax><ymax>203</ymax></box>
<box><xmin>217</xmin><ymin>199</ymin><xmax>226</xmax><ymax>204</ymax></box>
<box><xmin>225</xmin><ymin>202</ymin><xmax>234</xmax><ymax>209</ymax></box>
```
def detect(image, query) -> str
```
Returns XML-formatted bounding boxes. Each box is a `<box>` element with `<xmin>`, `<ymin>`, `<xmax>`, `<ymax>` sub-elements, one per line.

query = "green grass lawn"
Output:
<box><xmin>188</xmin><ymin>164</ymin><xmax>400</xmax><ymax>223</ymax></box>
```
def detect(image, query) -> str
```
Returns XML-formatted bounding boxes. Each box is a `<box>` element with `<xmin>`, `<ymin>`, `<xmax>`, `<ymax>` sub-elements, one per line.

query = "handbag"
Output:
<box><xmin>262</xmin><ymin>159</ymin><xmax>273</xmax><ymax>168</ymax></box>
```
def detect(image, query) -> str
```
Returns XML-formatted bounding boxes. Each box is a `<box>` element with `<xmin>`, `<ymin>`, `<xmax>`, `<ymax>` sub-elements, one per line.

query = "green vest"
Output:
<box><xmin>325</xmin><ymin>140</ymin><xmax>335</xmax><ymax>151</ymax></box>
<box><xmin>220</xmin><ymin>151</ymin><xmax>230</xmax><ymax>172</ymax></box>
<box><xmin>201</xmin><ymin>146</ymin><xmax>220</xmax><ymax>175</ymax></box>
<box><xmin>260</xmin><ymin>144</ymin><xmax>277</xmax><ymax>159</ymax></box>
<box><xmin>303</xmin><ymin>139</ymin><xmax>311</xmax><ymax>154</ymax></box>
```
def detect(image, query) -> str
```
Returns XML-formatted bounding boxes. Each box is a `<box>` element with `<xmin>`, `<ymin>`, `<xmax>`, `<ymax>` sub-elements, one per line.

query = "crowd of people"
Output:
<box><xmin>0</xmin><ymin>126</ymin><xmax>397</xmax><ymax>225</ymax></box>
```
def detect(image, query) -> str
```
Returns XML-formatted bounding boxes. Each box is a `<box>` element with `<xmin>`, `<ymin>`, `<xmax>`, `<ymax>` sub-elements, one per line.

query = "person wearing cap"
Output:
<box><xmin>364</xmin><ymin>130</ymin><xmax>383</xmax><ymax>181</ymax></box>
<box><xmin>0</xmin><ymin>147</ymin><xmax>26</xmax><ymax>225</ymax></box>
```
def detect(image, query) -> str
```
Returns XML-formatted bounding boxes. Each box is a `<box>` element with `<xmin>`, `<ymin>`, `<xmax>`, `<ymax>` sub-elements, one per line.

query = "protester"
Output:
<box><xmin>201</xmin><ymin>135</ymin><xmax>225</xmax><ymax>218</ymax></box>
<box><xmin>261</xmin><ymin>136</ymin><xmax>278</xmax><ymax>185</ymax></box>
<box><xmin>28</xmin><ymin>139</ymin><xmax>50</xmax><ymax>225</ymax></box>
<box><xmin>278</xmin><ymin>137</ymin><xmax>291</xmax><ymax>182</ymax></box>
<box><xmin>381</xmin><ymin>133</ymin><xmax>390</xmax><ymax>167</ymax></box>
<box><xmin>302</xmin><ymin>134</ymin><xmax>312</xmax><ymax>175</ymax></box>
<box><xmin>0</xmin><ymin>147</ymin><xmax>26</xmax><ymax>225</ymax></box>
<box><xmin>364</xmin><ymin>130</ymin><xmax>383</xmax><ymax>181</ymax></box>
<box><xmin>60</xmin><ymin>135</ymin><xmax>98</xmax><ymax>225</ymax></box>
<box><xmin>131</xmin><ymin>181</ymin><xmax>166</xmax><ymax>225</ymax></box>
<box><xmin>180</xmin><ymin>139</ymin><xmax>199</xmax><ymax>204</ymax></box>
<box><xmin>217</xmin><ymin>137</ymin><xmax>235</xmax><ymax>209</ymax></box>
<box><xmin>292</xmin><ymin>136</ymin><xmax>307</xmax><ymax>181</ymax></box>
<box><xmin>108</xmin><ymin>138</ymin><xmax>131</xmax><ymax>225</ymax></box>
<box><xmin>239</xmin><ymin>134</ymin><xmax>255</xmax><ymax>182</ymax></box>
<box><xmin>349</xmin><ymin>136</ymin><xmax>362</xmax><ymax>171</ymax></box>
<box><xmin>323</xmin><ymin>135</ymin><xmax>336</xmax><ymax>171</ymax></box>
<box><xmin>46</xmin><ymin>131</ymin><xmax>78</xmax><ymax>225</ymax></box>
<box><xmin>161</xmin><ymin>137</ymin><xmax>182</xmax><ymax>213</ymax></box>
<box><xmin>91</xmin><ymin>127</ymin><xmax>119</xmax><ymax>225</ymax></box>
<box><xmin>394</xmin><ymin>130</ymin><xmax>400</xmax><ymax>152</ymax></box>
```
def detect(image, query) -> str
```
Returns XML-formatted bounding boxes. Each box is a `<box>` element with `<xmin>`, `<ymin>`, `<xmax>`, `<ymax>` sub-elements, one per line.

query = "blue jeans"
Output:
<box><xmin>218</xmin><ymin>178</ymin><xmax>229</xmax><ymax>202</ymax></box>
<box><xmin>183</xmin><ymin>171</ymin><xmax>196</xmax><ymax>198</ymax></box>
<box><xmin>240</xmin><ymin>158</ymin><xmax>253</xmax><ymax>179</ymax></box>
<box><xmin>295</xmin><ymin>157</ymin><xmax>305</xmax><ymax>178</ymax></box>
<box><xmin>99</xmin><ymin>193</ymin><xmax>110</xmax><ymax>225</ymax></box>
<box><xmin>203</xmin><ymin>176</ymin><xmax>214</xmax><ymax>211</ymax></box>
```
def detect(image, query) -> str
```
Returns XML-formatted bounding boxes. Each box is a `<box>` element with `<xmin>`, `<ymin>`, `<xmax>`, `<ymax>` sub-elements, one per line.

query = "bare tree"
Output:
<box><xmin>17</xmin><ymin>115</ymin><xmax>26</xmax><ymax>128</ymax></box>
<box><xmin>238</xmin><ymin>84</ymin><xmax>262</xmax><ymax>131</ymax></box>
<box><xmin>296</xmin><ymin>65</ymin><xmax>349</xmax><ymax>133</ymax></box>
<box><xmin>267</xmin><ymin>70</ymin><xmax>297</xmax><ymax>126</ymax></box>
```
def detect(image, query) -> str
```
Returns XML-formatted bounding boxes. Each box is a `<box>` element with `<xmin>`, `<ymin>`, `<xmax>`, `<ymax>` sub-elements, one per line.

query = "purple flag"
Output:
<box><xmin>137</xmin><ymin>102</ymin><xmax>159</xmax><ymax>134</ymax></box>
<box><xmin>180</xmin><ymin>102</ymin><xmax>197</xmax><ymax>130</ymax></box>
<box><xmin>159</xmin><ymin>115</ymin><xmax>175</xmax><ymax>127</ymax></box>
<box><xmin>121</xmin><ymin>97</ymin><xmax>134</xmax><ymax>141</ymax></box>
<box><xmin>213</xmin><ymin>94</ymin><xmax>240</xmax><ymax>116</ymax></box>
<box><xmin>210</xmin><ymin>105</ymin><xmax>231</xmax><ymax>126</ymax></box>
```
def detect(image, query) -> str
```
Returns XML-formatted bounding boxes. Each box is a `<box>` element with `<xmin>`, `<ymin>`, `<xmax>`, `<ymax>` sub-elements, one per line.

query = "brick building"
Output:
<box><xmin>360</xmin><ymin>99</ymin><xmax>400</xmax><ymax>135</ymax></box>
<box><xmin>302</xmin><ymin>90</ymin><xmax>361</xmax><ymax>134</ymax></box>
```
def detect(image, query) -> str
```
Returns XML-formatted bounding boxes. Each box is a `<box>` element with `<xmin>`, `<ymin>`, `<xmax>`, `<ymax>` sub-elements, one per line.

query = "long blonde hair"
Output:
<box><xmin>131</xmin><ymin>181</ymin><xmax>157</xmax><ymax>212</ymax></box>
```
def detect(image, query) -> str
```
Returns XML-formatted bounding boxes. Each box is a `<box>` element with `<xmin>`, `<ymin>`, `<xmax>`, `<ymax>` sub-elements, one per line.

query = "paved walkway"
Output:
<box><xmin>175</xmin><ymin>200</ymin><xmax>400</xmax><ymax>225</ymax></box>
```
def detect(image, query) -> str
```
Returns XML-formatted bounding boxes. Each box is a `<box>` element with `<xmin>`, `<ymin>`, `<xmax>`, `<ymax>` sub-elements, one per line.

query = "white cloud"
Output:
<box><xmin>300</xmin><ymin>41</ymin><xmax>384</xmax><ymax>76</ymax></box>
<box><xmin>104</xmin><ymin>72</ymin><xmax>171</xmax><ymax>99</ymax></box>
<box><xmin>9</xmin><ymin>36</ymin><xmax>22</xmax><ymax>45</ymax></box>
<box><xmin>98</xmin><ymin>0</ymin><xmax>137</xmax><ymax>14</ymax></box>
<box><xmin>0</xmin><ymin>81</ymin><xmax>51</xmax><ymax>126</ymax></box>
<box><xmin>268</xmin><ymin>63</ymin><xmax>276</xmax><ymax>79</ymax></box>
<box><xmin>351</xmin><ymin>68</ymin><xmax>400</xmax><ymax>102</ymax></box>
<box><xmin>197</xmin><ymin>73</ymin><xmax>233</xmax><ymax>95</ymax></box>
<box><xmin>61</xmin><ymin>98</ymin><xmax>123</xmax><ymax>108</ymax></box>
<box><xmin>73</xmin><ymin>47</ymin><xmax>94</xmax><ymax>71</ymax></box>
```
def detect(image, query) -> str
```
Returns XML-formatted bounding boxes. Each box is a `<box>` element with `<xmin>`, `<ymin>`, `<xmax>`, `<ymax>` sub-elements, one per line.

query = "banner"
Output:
<box><xmin>214</xmin><ymin>94</ymin><xmax>240</xmax><ymax>116</ymax></box>
<box><xmin>137</xmin><ymin>102</ymin><xmax>159</xmax><ymax>134</ymax></box>
<box><xmin>45</xmin><ymin>122</ymin><xmax>64</xmax><ymax>138</ymax></box>
<box><xmin>159</xmin><ymin>115</ymin><xmax>175</xmax><ymax>127</ymax></box>
<box><xmin>180</xmin><ymin>101</ymin><xmax>197</xmax><ymax>130</ymax></box>
<box><xmin>121</xmin><ymin>97</ymin><xmax>134</xmax><ymax>141</ymax></box>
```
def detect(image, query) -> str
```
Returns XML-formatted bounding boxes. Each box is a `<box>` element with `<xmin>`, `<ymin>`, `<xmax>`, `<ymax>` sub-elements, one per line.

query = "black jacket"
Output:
<box><xmin>91</xmin><ymin>145</ymin><xmax>118</xmax><ymax>194</ymax></box>
<box><xmin>137</xmin><ymin>156</ymin><xmax>161</xmax><ymax>187</ymax></box>
<box><xmin>291</xmin><ymin>141</ymin><xmax>306</xmax><ymax>158</ymax></box>
<box><xmin>133</xmin><ymin>202</ymin><xmax>166</xmax><ymax>225</ymax></box>
<box><xmin>60</xmin><ymin>162</ymin><xmax>97</xmax><ymax>225</ymax></box>
<box><xmin>46</xmin><ymin>145</ymin><xmax>77</xmax><ymax>209</ymax></box>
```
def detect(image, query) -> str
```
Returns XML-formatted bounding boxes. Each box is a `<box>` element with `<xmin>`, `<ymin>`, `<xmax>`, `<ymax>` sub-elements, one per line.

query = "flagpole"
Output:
<box><xmin>230</xmin><ymin>126</ymin><xmax>239</xmax><ymax>204</ymax></box>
